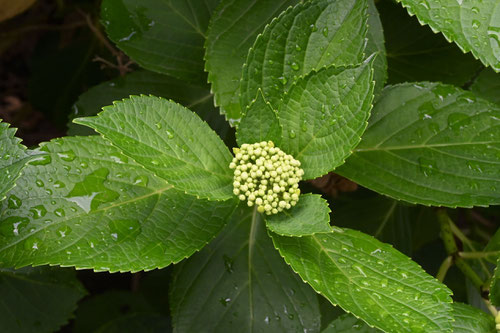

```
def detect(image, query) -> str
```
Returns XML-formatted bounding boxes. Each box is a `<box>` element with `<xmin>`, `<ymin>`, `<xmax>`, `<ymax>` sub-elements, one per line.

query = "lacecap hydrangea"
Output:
<box><xmin>229</xmin><ymin>141</ymin><xmax>304</xmax><ymax>215</ymax></box>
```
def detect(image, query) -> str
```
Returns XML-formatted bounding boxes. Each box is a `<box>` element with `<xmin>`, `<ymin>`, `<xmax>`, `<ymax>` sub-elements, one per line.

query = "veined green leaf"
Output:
<box><xmin>271</xmin><ymin>228</ymin><xmax>453</xmax><ymax>332</ymax></box>
<box><xmin>170</xmin><ymin>204</ymin><xmax>320</xmax><ymax>332</ymax></box>
<box><xmin>379</xmin><ymin>0</ymin><xmax>481</xmax><ymax>86</ymax></box>
<box><xmin>366</xmin><ymin>0</ymin><xmax>387</xmax><ymax>97</ymax></box>
<box><xmin>0</xmin><ymin>266</ymin><xmax>85</xmax><ymax>333</ymax></box>
<box><xmin>471</xmin><ymin>68</ymin><xmax>500</xmax><ymax>105</ymax></box>
<box><xmin>265</xmin><ymin>194</ymin><xmax>332</xmax><ymax>237</ymax></box>
<box><xmin>490</xmin><ymin>258</ymin><xmax>500</xmax><ymax>306</ymax></box>
<box><xmin>322</xmin><ymin>313</ymin><xmax>380</xmax><ymax>332</ymax></box>
<box><xmin>451</xmin><ymin>302</ymin><xmax>496</xmax><ymax>333</ymax></box>
<box><xmin>337</xmin><ymin>83</ymin><xmax>500</xmax><ymax>207</ymax></box>
<box><xmin>279</xmin><ymin>61</ymin><xmax>374</xmax><ymax>180</ymax></box>
<box><xmin>74</xmin><ymin>95</ymin><xmax>234</xmax><ymax>201</ymax></box>
<box><xmin>395</xmin><ymin>0</ymin><xmax>500</xmax><ymax>71</ymax></box>
<box><xmin>101</xmin><ymin>0</ymin><xmax>219</xmax><ymax>81</ymax></box>
<box><xmin>205</xmin><ymin>0</ymin><xmax>299</xmax><ymax>123</ymax></box>
<box><xmin>68</xmin><ymin>70</ymin><xmax>230</xmax><ymax>140</ymax></box>
<box><xmin>240</xmin><ymin>0</ymin><xmax>368</xmax><ymax>111</ymax></box>
<box><xmin>0</xmin><ymin>121</ymin><xmax>32</xmax><ymax>201</ymax></box>
<box><xmin>236</xmin><ymin>90</ymin><xmax>282</xmax><ymax>146</ymax></box>
<box><xmin>0</xmin><ymin>136</ymin><xmax>236</xmax><ymax>272</ymax></box>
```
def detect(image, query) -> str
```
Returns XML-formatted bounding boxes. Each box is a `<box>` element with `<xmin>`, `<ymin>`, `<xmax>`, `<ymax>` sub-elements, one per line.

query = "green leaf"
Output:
<box><xmin>74</xmin><ymin>290</ymin><xmax>170</xmax><ymax>333</ymax></box>
<box><xmin>265</xmin><ymin>194</ymin><xmax>332</xmax><ymax>237</ymax></box>
<box><xmin>68</xmin><ymin>70</ymin><xmax>230</xmax><ymax>140</ymax></box>
<box><xmin>322</xmin><ymin>313</ymin><xmax>380</xmax><ymax>333</ymax></box>
<box><xmin>0</xmin><ymin>136</ymin><xmax>236</xmax><ymax>272</ymax></box>
<box><xmin>170</xmin><ymin>204</ymin><xmax>321</xmax><ymax>332</ymax></box>
<box><xmin>240</xmin><ymin>0</ymin><xmax>368</xmax><ymax>111</ymax></box>
<box><xmin>379</xmin><ymin>0</ymin><xmax>482</xmax><ymax>86</ymax></box>
<box><xmin>451</xmin><ymin>302</ymin><xmax>496</xmax><ymax>333</ymax></box>
<box><xmin>0</xmin><ymin>266</ymin><xmax>85</xmax><ymax>333</ymax></box>
<box><xmin>205</xmin><ymin>0</ymin><xmax>299</xmax><ymax>123</ymax></box>
<box><xmin>236</xmin><ymin>90</ymin><xmax>282</xmax><ymax>146</ymax></box>
<box><xmin>395</xmin><ymin>0</ymin><xmax>500</xmax><ymax>72</ymax></box>
<box><xmin>471</xmin><ymin>68</ymin><xmax>500</xmax><ymax>105</ymax></box>
<box><xmin>271</xmin><ymin>228</ymin><xmax>453</xmax><ymax>332</ymax></box>
<box><xmin>279</xmin><ymin>61</ymin><xmax>374</xmax><ymax>180</ymax></box>
<box><xmin>490</xmin><ymin>257</ymin><xmax>500</xmax><ymax>306</ymax></box>
<box><xmin>101</xmin><ymin>0</ymin><xmax>219</xmax><ymax>81</ymax></box>
<box><xmin>0</xmin><ymin>121</ymin><xmax>32</xmax><ymax>201</ymax></box>
<box><xmin>337</xmin><ymin>82</ymin><xmax>500</xmax><ymax>207</ymax></box>
<box><xmin>366</xmin><ymin>0</ymin><xmax>387</xmax><ymax>97</ymax></box>
<box><xmin>74</xmin><ymin>95</ymin><xmax>234</xmax><ymax>201</ymax></box>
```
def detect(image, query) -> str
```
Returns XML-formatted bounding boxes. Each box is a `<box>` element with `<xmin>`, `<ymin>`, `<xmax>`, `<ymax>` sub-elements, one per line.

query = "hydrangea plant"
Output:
<box><xmin>1</xmin><ymin>0</ymin><xmax>500</xmax><ymax>331</ymax></box>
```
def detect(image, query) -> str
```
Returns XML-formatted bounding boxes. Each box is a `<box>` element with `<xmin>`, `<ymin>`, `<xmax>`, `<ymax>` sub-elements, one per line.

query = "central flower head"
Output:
<box><xmin>229</xmin><ymin>141</ymin><xmax>304</xmax><ymax>215</ymax></box>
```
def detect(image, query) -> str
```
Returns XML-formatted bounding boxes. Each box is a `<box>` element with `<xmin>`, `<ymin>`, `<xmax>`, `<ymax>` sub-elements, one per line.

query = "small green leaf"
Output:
<box><xmin>0</xmin><ymin>266</ymin><xmax>86</xmax><ymax>333</ymax></box>
<box><xmin>101</xmin><ymin>0</ymin><xmax>219</xmax><ymax>81</ymax></box>
<box><xmin>240</xmin><ymin>0</ymin><xmax>368</xmax><ymax>111</ymax></box>
<box><xmin>322</xmin><ymin>313</ymin><xmax>380</xmax><ymax>333</ymax></box>
<box><xmin>68</xmin><ymin>70</ymin><xmax>230</xmax><ymax>140</ymax></box>
<box><xmin>0</xmin><ymin>121</ymin><xmax>32</xmax><ymax>201</ymax></box>
<box><xmin>271</xmin><ymin>228</ymin><xmax>453</xmax><ymax>332</ymax></box>
<box><xmin>471</xmin><ymin>68</ymin><xmax>500</xmax><ymax>105</ymax></box>
<box><xmin>366</xmin><ymin>0</ymin><xmax>387</xmax><ymax>97</ymax></box>
<box><xmin>451</xmin><ymin>302</ymin><xmax>496</xmax><ymax>333</ymax></box>
<box><xmin>395</xmin><ymin>0</ymin><xmax>500</xmax><ymax>72</ymax></box>
<box><xmin>490</xmin><ymin>258</ymin><xmax>500</xmax><ymax>306</ymax></box>
<box><xmin>279</xmin><ymin>61</ymin><xmax>374</xmax><ymax>180</ymax></box>
<box><xmin>236</xmin><ymin>90</ymin><xmax>282</xmax><ymax>146</ymax></box>
<box><xmin>265</xmin><ymin>194</ymin><xmax>332</xmax><ymax>237</ymax></box>
<box><xmin>0</xmin><ymin>136</ymin><xmax>236</xmax><ymax>272</ymax></box>
<box><xmin>205</xmin><ymin>0</ymin><xmax>299</xmax><ymax>122</ymax></box>
<box><xmin>337</xmin><ymin>83</ymin><xmax>500</xmax><ymax>207</ymax></box>
<box><xmin>379</xmin><ymin>0</ymin><xmax>481</xmax><ymax>86</ymax></box>
<box><xmin>74</xmin><ymin>95</ymin><xmax>234</xmax><ymax>201</ymax></box>
<box><xmin>170</xmin><ymin>204</ymin><xmax>321</xmax><ymax>332</ymax></box>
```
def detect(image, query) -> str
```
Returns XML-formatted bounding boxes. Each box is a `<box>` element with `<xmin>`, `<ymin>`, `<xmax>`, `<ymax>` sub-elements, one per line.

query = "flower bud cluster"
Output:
<box><xmin>229</xmin><ymin>141</ymin><xmax>303</xmax><ymax>215</ymax></box>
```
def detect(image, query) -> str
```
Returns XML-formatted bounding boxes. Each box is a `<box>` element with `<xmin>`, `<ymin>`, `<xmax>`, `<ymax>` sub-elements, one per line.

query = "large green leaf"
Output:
<box><xmin>337</xmin><ymin>83</ymin><xmax>500</xmax><ymax>207</ymax></box>
<box><xmin>0</xmin><ymin>136</ymin><xmax>236</xmax><ymax>272</ymax></box>
<box><xmin>395</xmin><ymin>0</ymin><xmax>500</xmax><ymax>71</ymax></box>
<box><xmin>471</xmin><ymin>68</ymin><xmax>500</xmax><ymax>105</ymax></box>
<box><xmin>205</xmin><ymin>0</ymin><xmax>299</xmax><ymax>122</ymax></box>
<box><xmin>271</xmin><ymin>228</ymin><xmax>453</xmax><ymax>332</ymax></box>
<box><xmin>378</xmin><ymin>0</ymin><xmax>481</xmax><ymax>86</ymax></box>
<box><xmin>101</xmin><ymin>0</ymin><xmax>219</xmax><ymax>81</ymax></box>
<box><xmin>240</xmin><ymin>0</ymin><xmax>368</xmax><ymax>112</ymax></box>
<box><xmin>279</xmin><ymin>61</ymin><xmax>374</xmax><ymax>180</ymax></box>
<box><xmin>322</xmin><ymin>313</ymin><xmax>380</xmax><ymax>332</ymax></box>
<box><xmin>366</xmin><ymin>0</ymin><xmax>387</xmax><ymax>97</ymax></box>
<box><xmin>68</xmin><ymin>70</ymin><xmax>230</xmax><ymax>140</ymax></box>
<box><xmin>236</xmin><ymin>90</ymin><xmax>282</xmax><ymax>147</ymax></box>
<box><xmin>0</xmin><ymin>121</ymin><xmax>32</xmax><ymax>201</ymax></box>
<box><xmin>170</xmin><ymin>205</ymin><xmax>320</xmax><ymax>332</ymax></box>
<box><xmin>265</xmin><ymin>194</ymin><xmax>332</xmax><ymax>237</ymax></box>
<box><xmin>490</xmin><ymin>258</ymin><xmax>500</xmax><ymax>306</ymax></box>
<box><xmin>74</xmin><ymin>95</ymin><xmax>234</xmax><ymax>201</ymax></box>
<box><xmin>0</xmin><ymin>266</ymin><xmax>85</xmax><ymax>333</ymax></box>
<box><xmin>451</xmin><ymin>302</ymin><xmax>496</xmax><ymax>333</ymax></box>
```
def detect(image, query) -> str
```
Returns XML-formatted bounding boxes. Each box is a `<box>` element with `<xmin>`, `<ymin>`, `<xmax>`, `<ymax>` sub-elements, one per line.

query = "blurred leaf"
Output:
<box><xmin>366</xmin><ymin>0</ymin><xmax>387</xmax><ymax>97</ymax></box>
<box><xmin>451</xmin><ymin>302</ymin><xmax>496</xmax><ymax>333</ymax></box>
<box><xmin>170</xmin><ymin>204</ymin><xmax>321</xmax><ymax>332</ymax></box>
<box><xmin>0</xmin><ymin>266</ymin><xmax>85</xmax><ymax>333</ymax></box>
<box><xmin>490</xmin><ymin>258</ymin><xmax>500</xmax><ymax>306</ymax></box>
<box><xmin>0</xmin><ymin>0</ymin><xmax>36</xmax><ymax>22</ymax></box>
<box><xmin>337</xmin><ymin>82</ymin><xmax>500</xmax><ymax>207</ymax></box>
<box><xmin>322</xmin><ymin>313</ymin><xmax>380</xmax><ymax>332</ymax></box>
<box><xmin>395</xmin><ymin>0</ymin><xmax>500</xmax><ymax>72</ymax></box>
<box><xmin>471</xmin><ymin>68</ymin><xmax>500</xmax><ymax>105</ymax></box>
<box><xmin>68</xmin><ymin>70</ymin><xmax>231</xmax><ymax>140</ymax></box>
<box><xmin>101</xmin><ymin>0</ymin><xmax>219</xmax><ymax>81</ymax></box>
<box><xmin>378</xmin><ymin>0</ymin><xmax>481</xmax><ymax>86</ymax></box>
<box><xmin>205</xmin><ymin>0</ymin><xmax>299</xmax><ymax>122</ymax></box>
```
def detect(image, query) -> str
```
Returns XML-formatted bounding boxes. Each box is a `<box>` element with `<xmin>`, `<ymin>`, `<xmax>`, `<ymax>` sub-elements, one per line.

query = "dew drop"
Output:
<box><xmin>28</xmin><ymin>154</ymin><xmax>52</xmax><ymax>166</ymax></box>
<box><xmin>155</xmin><ymin>122</ymin><xmax>162</xmax><ymax>129</ymax></box>
<box><xmin>7</xmin><ymin>195</ymin><xmax>22</xmax><ymax>209</ymax></box>
<box><xmin>30</xmin><ymin>205</ymin><xmax>47</xmax><ymax>219</ymax></box>
<box><xmin>24</xmin><ymin>237</ymin><xmax>41</xmax><ymax>251</ymax></box>
<box><xmin>418</xmin><ymin>157</ymin><xmax>437</xmax><ymax>177</ymax></box>
<box><xmin>108</xmin><ymin>219</ymin><xmax>141</xmax><ymax>242</ymax></box>
<box><xmin>223</xmin><ymin>254</ymin><xmax>234</xmax><ymax>273</ymax></box>
<box><xmin>290</xmin><ymin>62</ymin><xmax>299</xmax><ymax>71</ymax></box>
<box><xmin>57</xmin><ymin>226</ymin><xmax>72</xmax><ymax>238</ymax></box>
<box><xmin>53</xmin><ymin>180</ymin><xmax>66</xmax><ymax>189</ymax></box>
<box><xmin>0</xmin><ymin>216</ymin><xmax>29</xmax><ymax>237</ymax></box>
<box><xmin>133</xmin><ymin>175</ymin><xmax>149</xmax><ymax>186</ymax></box>
<box><xmin>54</xmin><ymin>208</ymin><xmax>66</xmax><ymax>217</ymax></box>
<box><xmin>57</xmin><ymin>150</ymin><xmax>76</xmax><ymax>162</ymax></box>
<box><xmin>288</xmin><ymin>129</ymin><xmax>296</xmax><ymax>139</ymax></box>
<box><xmin>322</xmin><ymin>27</ymin><xmax>329</xmax><ymax>37</ymax></box>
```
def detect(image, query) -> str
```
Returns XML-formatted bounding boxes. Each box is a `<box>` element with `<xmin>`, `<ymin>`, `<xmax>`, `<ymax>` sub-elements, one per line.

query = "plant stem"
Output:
<box><xmin>459</xmin><ymin>251</ymin><xmax>500</xmax><ymax>259</ymax></box>
<box><xmin>437</xmin><ymin>256</ymin><xmax>453</xmax><ymax>282</ymax></box>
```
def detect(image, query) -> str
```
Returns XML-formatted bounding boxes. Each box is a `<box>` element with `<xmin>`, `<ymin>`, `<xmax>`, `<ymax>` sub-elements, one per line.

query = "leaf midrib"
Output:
<box><xmin>354</xmin><ymin>140</ymin><xmax>500</xmax><ymax>152</ymax></box>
